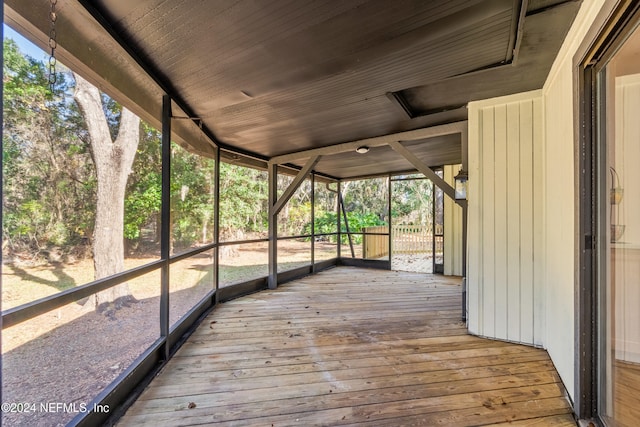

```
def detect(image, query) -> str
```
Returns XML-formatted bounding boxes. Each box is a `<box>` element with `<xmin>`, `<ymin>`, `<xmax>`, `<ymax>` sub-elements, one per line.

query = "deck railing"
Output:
<box><xmin>392</xmin><ymin>224</ymin><xmax>432</xmax><ymax>254</ymax></box>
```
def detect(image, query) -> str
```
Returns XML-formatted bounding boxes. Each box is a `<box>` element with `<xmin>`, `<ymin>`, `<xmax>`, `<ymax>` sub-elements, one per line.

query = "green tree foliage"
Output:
<box><xmin>309</xmin><ymin>211</ymin><xmax>385</xmax><ymax>244</ymax></box>
<box><xmin>340</xmin><ymin>211</ymin><xmax>386</xmax><ymax>234</ymax></box>
<box><xmin>218</xmin><ymin>163</ymin><xmax>268</xmax><ymax>239</ymax></box>
<box><xmin>391</xmin><ymin>177</ymin><xmax>434</xmax><ymax>229</ymax></box>
<box><xmin>306</xmin><ymin>176</ymin><xmax>434</xmax><ymax>244</ymax></box>
<box><xmin>4</xmin><ymin>38</ymin><xmax>228</xmax><ymax>260</ymax></box>
<box><xmin>3</xmin><ymin>39</ymin><xmax>94</xmax><ymax>260</ymax></box>
<box><xmin>170</xmin><ymin>143</ymin><xmax>216</xmax><ymax>249</ymax></box>
<box><xmin>303</xmin><ymin>178</ymin><xmax>388</xmax><ymax>245</ymax></box>
<box><xmin>276</xmin><ymin>174</ymin><xmax>312</xmax><ymax>237</ymax></box>
<box><xmin>123</xmin><ymin>123</ymin><xmax>161</xmax><ymax>245</ymax></box>
<box><xmin>341</xmin><ymin>178</ymin><xmax>389</xmax><ymax>223</ymax></box>
<box><xmin>3</xmin><ymin>36</ymin><xmax>435</xmax><ymax>267</ymax></box>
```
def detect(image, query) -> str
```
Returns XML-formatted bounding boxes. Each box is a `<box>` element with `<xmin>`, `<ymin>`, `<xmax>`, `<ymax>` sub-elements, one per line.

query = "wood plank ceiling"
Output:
<box><xmin>6</xmin><ymin>0</ymin><xmax>581</xmax><ymax>179</ymax></box>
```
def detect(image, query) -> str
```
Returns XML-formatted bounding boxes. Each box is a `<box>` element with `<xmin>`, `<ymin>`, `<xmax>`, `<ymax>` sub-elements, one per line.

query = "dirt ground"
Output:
<box><xmin>392</xmin><ymin>253</ymin><xmax>434</xmax><ymax>273</ymax></box>
<box><xmin>1</xmin><ymin>242</ymin><xmax>434</xmax><ymax>426</ymax></box>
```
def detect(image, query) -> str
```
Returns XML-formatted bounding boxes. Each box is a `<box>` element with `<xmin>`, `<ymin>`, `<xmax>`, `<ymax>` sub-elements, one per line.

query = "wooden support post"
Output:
<box><xmin>462</xmin><ymin>204</ymin><xmax>468</xmax><ymax>321</ymax></box>
<box><xmin>461</xmin><ymin>123</ymin><xmax>468</xmax><ymax>322</ymax></box>
<box><xmin>337</xmin><ymin>181</ymin><xmax>342</xmax><ymax>258</ymax></box>
<box><xmin>269</xmin><ymin>156</ymin><xmax>319</xmax><ymax>288</ymax></box>
<box><xmin>432</xmin><ymin>179</ymin><xmax>436</xmax><ymax>273</ymax></box>
<box><xmin>268</xmin><ymin>163</ymin><xmax>278</xmax><ymax>289</ymax></box>
<box><xmin>311</xmin><ymin>173</ymin><xmax>316</xmax><ymax>274</ymax></box>
<box><xmin>160</xmin><ymin>95</ymin><xmax>171</xmax><ymax>360</ymax></box>
<box><xmin>388</xmin><ymin>175</ymin><xmax>392</xmax><ymax>262</ymax></box>
<box><xmin>214</xmin><ymin>145</ymin><xmax>220</xmax><ymax>303</ymax></box>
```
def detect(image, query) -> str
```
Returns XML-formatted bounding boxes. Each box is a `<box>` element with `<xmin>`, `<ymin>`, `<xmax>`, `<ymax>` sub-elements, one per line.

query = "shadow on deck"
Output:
<box><xmin>118</xmin><ymin>267</ymin><xmax>575</xmax><ymax>426</ymax></box>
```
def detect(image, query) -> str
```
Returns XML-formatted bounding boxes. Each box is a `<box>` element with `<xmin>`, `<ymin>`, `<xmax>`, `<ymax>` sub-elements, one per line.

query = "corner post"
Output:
<box><xmin>311</xmin><ymin>173</ymin><xmax>316</xmax><ymax>273</ymax></box>
<box><xmin>461</xmin><ymin>124</ymin><xmax>469</xmax><ymax>322</ymax></box>
<box><xmin>337</xmin><ymin>181</ymin><xmax>342</xmax><ymax>259</ymax></box>
<box><xmin>268</xmin><ymin>163</ymin><xmax>278</xmax><ymax>289</ymax></box>
<box><xmin>388</xmin><ymin>174</ymin><xmax>393</xmax><ymax>266</ymax></box>
<box><xmin>160</xmin><ymin>95</ymin><xmax>171</xmax><ymax>359</ymax></box>
<box><xmin>214</xmin><ymin>145</ymin><xmax>220</xmax><ymax>303</ymax></box>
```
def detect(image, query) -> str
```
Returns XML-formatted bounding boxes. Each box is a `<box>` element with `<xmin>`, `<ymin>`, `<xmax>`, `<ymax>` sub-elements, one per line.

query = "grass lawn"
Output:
<box><xmin>1</xmin><ymin>240</ymin><xmax>339</xmax><ymax>310</ymax></box>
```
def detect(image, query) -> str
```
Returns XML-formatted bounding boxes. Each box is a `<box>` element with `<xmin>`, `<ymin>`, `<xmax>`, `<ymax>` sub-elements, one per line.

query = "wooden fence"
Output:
<box><xmin>362</xmin><ymin>225</ymin><xmax>433</xmax><ymax>259</ymax></box>
<box><xmin>362</xmin><ymin>226</ymin><xmax>389</xmax><ymax>259</ymax></box>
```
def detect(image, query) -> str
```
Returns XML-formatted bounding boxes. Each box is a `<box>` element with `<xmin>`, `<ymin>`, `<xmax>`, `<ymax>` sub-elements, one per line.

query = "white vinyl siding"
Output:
<box><xmin>444</xmin><ymin>164</ymin><xmax>463</xmax><ymax>276</ymax></box>
<box><xmin>466</xmin><ymin>0</ymin><xmax>610</xmax><ymax>402</ymax></box>
<box><xmin>467</xmin><ymin>91</ymin><xmax>544</xmax><ymax>346</ymax></box>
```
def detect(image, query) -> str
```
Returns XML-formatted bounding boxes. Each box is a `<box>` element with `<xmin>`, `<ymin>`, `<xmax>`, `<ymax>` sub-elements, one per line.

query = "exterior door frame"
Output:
<box><xmin>576</xmin><ymin>1</ymin><xmax>640</xmax><ymax>422</ymax></box>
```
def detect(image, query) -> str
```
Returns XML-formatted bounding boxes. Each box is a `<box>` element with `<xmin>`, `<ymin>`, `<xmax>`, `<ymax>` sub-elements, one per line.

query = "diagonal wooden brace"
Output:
<box><xmin>388</xmin><ymin>141</ymin><xmax>464</xmax><ymax>207</ymax></box>
<box><xmin>271</xmin><ymin>155</ymin><xmax>321</xmax><ymax>216</ymax></box>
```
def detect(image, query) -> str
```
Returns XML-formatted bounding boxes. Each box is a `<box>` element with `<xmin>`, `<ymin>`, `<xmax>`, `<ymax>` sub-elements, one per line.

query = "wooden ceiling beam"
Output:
<box><xmin>268</xmin><ymin>121</ymin><xmax>467</xmax><ymax>165</ymax></box>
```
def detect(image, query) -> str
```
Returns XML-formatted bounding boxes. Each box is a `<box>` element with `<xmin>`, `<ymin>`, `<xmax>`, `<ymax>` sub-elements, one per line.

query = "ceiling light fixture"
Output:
<box><xmin>356</xmin><ymin>146</ymin><xmax>370</xmax><ymax>154</ymax></box>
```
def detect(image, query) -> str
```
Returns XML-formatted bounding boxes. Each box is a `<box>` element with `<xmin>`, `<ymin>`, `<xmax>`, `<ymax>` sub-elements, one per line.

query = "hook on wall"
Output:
<box><xmin>609</xmin><ymin>167</ymin><xmax>624</xmax><ymax>242</ymax></box>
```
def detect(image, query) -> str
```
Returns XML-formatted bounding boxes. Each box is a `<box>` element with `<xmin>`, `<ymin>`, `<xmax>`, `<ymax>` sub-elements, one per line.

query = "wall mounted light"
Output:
<box><xmin>355</xmin><ymin>146</ymin><xmax>370</xmax><ymax>154</ymax></box>
<box><xmin>454</xmin><ymin>168</ymin><xmax>468</xmax><ymax>200</ymax></box>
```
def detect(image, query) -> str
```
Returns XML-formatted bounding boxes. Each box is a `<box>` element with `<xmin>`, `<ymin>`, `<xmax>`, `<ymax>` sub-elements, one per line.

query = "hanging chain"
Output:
<box><xmin>48</xmin><ymin>0</ymin><xmax>58</xmax><ymax>92</ymax></box>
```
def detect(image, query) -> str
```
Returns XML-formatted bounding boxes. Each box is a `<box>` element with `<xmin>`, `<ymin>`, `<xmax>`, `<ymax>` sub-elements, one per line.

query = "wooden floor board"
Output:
<box><xmin>118</xmin><ymin>267</ymin><xmax>575</xmax><ymax>426</ymax></box>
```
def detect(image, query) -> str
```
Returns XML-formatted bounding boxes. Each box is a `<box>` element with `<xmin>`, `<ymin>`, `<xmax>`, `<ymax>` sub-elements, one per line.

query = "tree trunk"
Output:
<box><xmin>73</xmin><ymin>73</ymin><xmax>140</xmax><ymax>316</ymax></box>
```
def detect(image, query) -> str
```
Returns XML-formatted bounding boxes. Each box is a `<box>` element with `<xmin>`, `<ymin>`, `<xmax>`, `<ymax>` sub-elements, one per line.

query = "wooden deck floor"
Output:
<box><xmin>118</xmin><ymin>267</ymin><xmax>575</xmax><ymax>426</ymax></box>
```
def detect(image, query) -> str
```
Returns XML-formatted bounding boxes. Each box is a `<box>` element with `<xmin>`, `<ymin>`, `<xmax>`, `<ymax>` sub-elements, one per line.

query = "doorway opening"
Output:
<box><xmin>580</xmin><ymin>4</ymin><xmax>640</xmax><ymax>423</ymax></box>
<box><xmin>389</xmin><ymin>173</ymin><xmax>442</xmax><ymax>273</ymax></box>
<box><xmin>595</xmin><ymin>18</ymin><xmax>640</xmax><ymax>426</ymax></box>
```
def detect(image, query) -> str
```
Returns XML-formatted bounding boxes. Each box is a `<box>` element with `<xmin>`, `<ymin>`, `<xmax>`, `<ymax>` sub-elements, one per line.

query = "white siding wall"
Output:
<box><xmin>444</xmin><ymin>164</ymin><xmax>463</xmax><ymax>276</ymax></box>
<box><xmin>467</xmin><ymin>91</ymin><xmax>544</xmax><ymax>346</ymax></box>
<box><xmin>541</xmin><ymin>39</ymin><xmax>578</xmax><ymax>405</ymax></box>
<box><xmin>468</xmin><ymin>0</ymin><xmax>605</xmax><ymax>397</ymax></box>
<box><xmin>460</xmin><ymin>0</ymin><xmax>612</xmax><ymax>403</ymax></box>
<box><xmin>467</xmin><ymin>0</ymin><xmax>610</xmax><ymax>402</ymax></box>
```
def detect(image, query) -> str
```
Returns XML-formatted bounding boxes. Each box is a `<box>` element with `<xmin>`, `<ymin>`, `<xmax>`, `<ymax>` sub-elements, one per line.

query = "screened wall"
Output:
<box><xmin>0</xmin><ymin>29</ymin><xmax>347</xmax><ymax>426</ymax></box>
<box><xmin>0</xmin><ymin>18</ymin><xmax>465</xmax><ymax>427</ymax></box>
